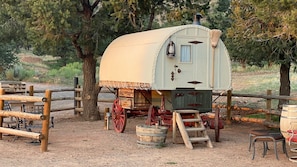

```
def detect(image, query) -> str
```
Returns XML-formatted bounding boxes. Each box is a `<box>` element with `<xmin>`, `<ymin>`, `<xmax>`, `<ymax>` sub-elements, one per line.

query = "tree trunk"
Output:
<box><xmin>78</xmin><ymin>0</ymin><xmax>101</xmax><ymax>121</ymax></box>
<box><xmin>278</xmin><ymin>62</ymin><xmax>290</xmax><ymax>109</ymax></box>
<box><xmin>82</xmin><ymin>55</ymin><xmax>100</xmax><ymax>121</ymax></box>
<box><xmin>240</xmin><ymin>59</ymin><xmax>246</xmax><ymax>69</ymax></box>
<box><xmin>147</xmin><ymin>7</ymin><xmax>155</xmax><ymax>30</ymax></box>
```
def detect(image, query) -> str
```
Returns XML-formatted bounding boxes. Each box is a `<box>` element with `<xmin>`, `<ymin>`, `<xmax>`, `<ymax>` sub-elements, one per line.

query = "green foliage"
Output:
<box><xmin>4</xmin><ymin>65</ymin><xmax>35</xmax><ymax>81</ymax></box>
<box><xmin>0</xmin><ymin>44</ymin><xmax>19</xmax><ymax>78</ymax></box>
<box><xmin>232</xmin><ymin>63</ymin><xmax>278</xmax><ymax>73</ymax></box>
<box><xmin>165</xmin><ymin>0</ymin><xmax>210</xmax><ymax>26</ymax></box>
<box><xmin>226</xmin><ymin>0</ymin><xmax>297</xmax><ymax>103</ymax></box>
<box><xmin>249</xmin><ymin>0</ymin><xmax>297</xmax><ymax>38</ymax></box>
<box><xmin>205</xmin><ymin>0</ymin><xmax>231</xmax><ymax>40</ymax></box>
<box><xmin>0</xmin><ymin>2</ymin><xmax>28</xmax><ymax>49</ymax></box>
<box><xmin>47</xmin><ymin>62</ymin><xmax>83</xmax><ymax>85</ymax></box>
<box><xmin>2</xmin><ymin>52</ymin><xmax>84</xmax><ymax>85</ymax></box>
<box><xmin>231</xmin><ymin>63</ymin><xmax>297</xmax><ymax>96</ymax></box>
<box><xmin>107</xmin><ymin>0</ymin><xmax>168</xmax><ymax>31</ymax></box>
<box><xmin>227</xmin><ymin>0</ymin><xmax>297</xmax><ymax>66</ymax></box>
<box><xmin>247</xmin><ymin>113</ymin><xmax>280</xmax><ymax>122</ymax></box>
<box><xmin>0</xmin><ymin>4</ymin><xmax>22</xmax><ymax>77</ymax></box>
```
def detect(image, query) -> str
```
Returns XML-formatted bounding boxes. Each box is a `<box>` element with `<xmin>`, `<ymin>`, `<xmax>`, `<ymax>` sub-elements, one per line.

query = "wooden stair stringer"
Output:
<box><xmin>194</xmin><ymin>113</ymin><xmax>213</xmax><ymax>148</ymax></box>
<box><xmin>174</xmin><ymin>110</ymin><xmax>213</xmax><ymax>149</ymax></box>
<box><xmin>175</xmin><ymin>112</ymin><xmax>193</xmax><ymax>149</ymax></box>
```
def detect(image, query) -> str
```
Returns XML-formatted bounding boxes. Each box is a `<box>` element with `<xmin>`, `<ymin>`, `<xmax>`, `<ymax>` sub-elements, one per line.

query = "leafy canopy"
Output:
<box><xmin>226</xmin><ymin>0</ymin><xmax>297</xmax><ymax>66</ymax></box>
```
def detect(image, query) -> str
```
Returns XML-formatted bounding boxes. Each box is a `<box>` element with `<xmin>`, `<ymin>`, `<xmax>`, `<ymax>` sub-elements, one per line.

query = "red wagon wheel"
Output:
<box><xmin>146</xmin><ymin>105</ymin><xmax>158</xmax><ymax>125</ymax></box>
<box><xmin>214</xmin><ymin>107</ymin><xmax>220</xmax><ymax>142</ymax></box>
<box><xmin>112</xmin><ymin>98</ymin><xmax>127</xmax><ymax>133</ymax></box>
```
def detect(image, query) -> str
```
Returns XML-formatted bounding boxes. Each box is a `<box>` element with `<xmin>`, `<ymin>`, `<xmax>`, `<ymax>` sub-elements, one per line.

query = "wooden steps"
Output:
<box><xmin>172</xmin><ymin>109</ymin><xmax>213</xmax><ymax>149</ymax></box>
<box><xmin>185</xmin><ymin>127</ymin><xmax>205</xmax><ymax>132</ymax></box>
<box><xmin>189</xmin><ymin>137</ymin><xmax>210</xmax><ymax>142</ymax></box>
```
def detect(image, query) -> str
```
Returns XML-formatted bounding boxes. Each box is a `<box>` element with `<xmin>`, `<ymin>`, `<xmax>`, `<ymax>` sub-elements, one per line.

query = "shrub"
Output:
<box><xmin>5</xmin><ymin>65</ymin><xmax>35</xmax><ymax>81</ymax></box>
<box><xmin>47</xmin><ymin>62</ymin><xmax>83</xmax><ymax>85</ymax></box>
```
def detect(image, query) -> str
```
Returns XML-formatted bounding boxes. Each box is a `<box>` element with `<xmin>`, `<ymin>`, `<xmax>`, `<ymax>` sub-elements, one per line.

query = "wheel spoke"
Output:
<box><xmin>112</xmin><ymin>98</ymin><xmax>127</xmax><ymax>133</ymax></box>
<box><xmin>215</xmin><ymin>108</ymin><xmax>220</xmax><ymax>142</ymax></box>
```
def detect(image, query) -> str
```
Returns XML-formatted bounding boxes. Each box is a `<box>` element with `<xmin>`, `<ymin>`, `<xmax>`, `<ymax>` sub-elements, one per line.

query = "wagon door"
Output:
<box><xmin>174</xmin><ymin>37</ymin><xmax>208</xmax><ymax>89</ymax></box>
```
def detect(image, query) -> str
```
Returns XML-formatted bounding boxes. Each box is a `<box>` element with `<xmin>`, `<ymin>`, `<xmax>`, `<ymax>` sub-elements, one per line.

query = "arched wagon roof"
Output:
<box><xmin>99</xmin><ymin>25</ymin><xmax>231</xmax><ymax>90</ymax></box>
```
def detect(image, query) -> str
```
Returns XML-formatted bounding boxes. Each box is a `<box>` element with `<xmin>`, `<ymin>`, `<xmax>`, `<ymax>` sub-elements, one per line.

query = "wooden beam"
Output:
<box><xmin>0</xmin><ymin>88</ymin><xmax>4</xmax><ymax>140</ymax></box>
<box><xmin>172</xmin><ymin>112</ymin><xmax>177</xmax><ymax>144</ymax></box>
<box><xmin>41</xmin><ymin>90</ymin><xmax>51</xmax><ymax>152</ymax></box>
<box><xmin>175</xmin><ymin>111</ymin><xmax>193</xmax><ymax>149</ymax></box>
<box><xmin>0</xmin><ymin>127</ymin><xmax>41</xmax><ymax>140</ymax></box>
<box><xmin>266</xmin><ymin>90</ymin><xmax>272</xmax><ymax>122</ymax></box>
<box><xmin>226</xmin><ymin>90</ymin><xmax>232</xmax><ymax>124</ymax></box>
<box><xmin>0</xmin><ymin>110</ymin><xmax>43</xmax><ymax>120</ymax></box>
<box><xmin>0</xmin><ymin>95</ymin><xmax>45</xmax><ymax>102</ymax></box>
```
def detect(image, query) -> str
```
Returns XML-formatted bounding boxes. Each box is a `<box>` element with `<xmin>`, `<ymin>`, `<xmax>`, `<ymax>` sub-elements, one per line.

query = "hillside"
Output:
<box><xmin>15</xmin><ymin>53</ymin><xmax>297</xmax><ymax>96</ymax></box>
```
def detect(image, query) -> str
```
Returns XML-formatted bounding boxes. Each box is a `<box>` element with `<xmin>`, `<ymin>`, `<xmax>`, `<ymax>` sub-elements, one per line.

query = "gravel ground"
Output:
<box><xmin>1</xmin><ymin>114</ymin><xmax>296</xmax><ymax>167</ymax></box>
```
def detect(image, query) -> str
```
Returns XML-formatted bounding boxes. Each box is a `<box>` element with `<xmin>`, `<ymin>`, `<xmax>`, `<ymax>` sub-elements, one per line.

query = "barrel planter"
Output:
<box><xmin>280</xmin><ymin>105</ymin><xmax>297</xmax><ymax>139</ymax></box>
<box><xmin>136</xmin><ymin>124</ymin><xmax>168</xmax><ymax>148</ymax></box>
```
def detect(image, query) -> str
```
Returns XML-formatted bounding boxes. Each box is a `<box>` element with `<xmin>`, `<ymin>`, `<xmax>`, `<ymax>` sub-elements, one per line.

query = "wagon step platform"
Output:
<box><xmin>172</xmin><ymin>110</ymin><xmax>213</xmax><ymax>149</ymax></box>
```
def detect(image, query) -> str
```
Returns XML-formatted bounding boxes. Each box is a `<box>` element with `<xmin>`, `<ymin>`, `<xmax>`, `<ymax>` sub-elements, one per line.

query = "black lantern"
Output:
<box><xmin>166</xmin><ymin>41</ymin><xmax>175</xmax><ymax>58</ymax></box>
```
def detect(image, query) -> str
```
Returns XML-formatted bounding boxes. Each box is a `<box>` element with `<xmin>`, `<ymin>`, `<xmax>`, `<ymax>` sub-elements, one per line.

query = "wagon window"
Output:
<box><xmin>180</xmin><ymin>45</ymin><xmax>191</xmax><ymax>62</ymax></box>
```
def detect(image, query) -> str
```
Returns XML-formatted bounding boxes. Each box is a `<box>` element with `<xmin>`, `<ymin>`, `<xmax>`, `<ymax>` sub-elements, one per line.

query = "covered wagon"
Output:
<box><xmin>99</xmin><ymin>24</ymin><xmax>231</xmax><ymax>135</ymax></box>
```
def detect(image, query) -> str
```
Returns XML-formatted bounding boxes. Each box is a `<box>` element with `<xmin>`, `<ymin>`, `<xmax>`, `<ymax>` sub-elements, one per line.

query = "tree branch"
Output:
<box><xmin>91</xmin><ymin>0</ymin><xmax>101</xmax><ymax>10</ymax></box>
<box><xmin>95</xmin><ymin>84</ymin><xmax>102</xmax><ymax>95</ymax></box>
<box><xmin>81</xmin><ymin>0</ymin><xmax>90</xmax><ymax>6</ymax></box>
<box><xmin>71</xmin><ymin>32</ymin><xmax>85</xmax><ymax>59</ymax></box>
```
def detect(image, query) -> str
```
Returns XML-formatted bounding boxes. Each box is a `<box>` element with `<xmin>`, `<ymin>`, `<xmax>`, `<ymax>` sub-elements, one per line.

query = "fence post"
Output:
<box><xmin>266</xmin><ymin>90</ymin><xmax>272</xmax><ymax>122</ymax></box>
<box><xmin>75</xmin><ymin>85</ymin><xmax>82</xmax><ymax>115</ymax></box>
<box><xmin>29</xmin><ymin>85</ymin><xmax>34</xmax><ymax>96</ymax></box>
<box><xmin>226</xmin><ymin>89</ymin><xmax>232</xmax><ymax>124</ymax></box>
<box><xmin>0</xmin><ymin>88</ymin><xmax>4</xmax><ymax>140</ymax></box>
<box><xmin>104</xmin><ymin>108</ymin><xmax>110</xmax><ymax>130</ymax></box>
<box><xmin>40</xmin><ymin>89</ymin><xmax>51</xmax><ymax>152</ymax></box>
<box><xmin>74</xmin><ymin>77</ymin><xmax>78</xmax><ymax>115</ymax></box>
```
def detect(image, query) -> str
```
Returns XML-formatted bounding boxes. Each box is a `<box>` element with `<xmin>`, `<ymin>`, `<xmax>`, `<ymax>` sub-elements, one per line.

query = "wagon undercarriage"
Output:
<box><xmin>110</xmin><ymin>88</ymin><xmax>223</xmax><ymax>142</ymax></box>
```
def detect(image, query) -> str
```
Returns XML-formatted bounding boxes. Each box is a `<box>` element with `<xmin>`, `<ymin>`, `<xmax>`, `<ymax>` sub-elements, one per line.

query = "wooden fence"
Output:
<box><xmin>0</xmin><ymin>88</ymin><xmax>52</xmax><ymax>152</ymax></box>
<box><xmin>213</xmin><ymin>90</ymin><xmax>297</xmax><ymax>128</ymax></box>
<box><xmin>2</xmin><ymin>79</ymin><xmax>295</xmax><ymax>129</ymax></box>
<box><xmin>26</xmin><ymin>78</ymin><xmax>115</xmax><ymax>114</ymax></box>
<box><xmin>30</xmin><ymin>81</ymin><xmax>294</xmax><ymax>129</ymax></box>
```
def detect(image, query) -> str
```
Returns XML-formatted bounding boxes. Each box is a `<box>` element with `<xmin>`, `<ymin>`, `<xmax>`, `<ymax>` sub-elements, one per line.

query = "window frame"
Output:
<box><xmin>180</xmin><ymin>44</ymin><xmax>192</xmax><ymax>63</ymax></box>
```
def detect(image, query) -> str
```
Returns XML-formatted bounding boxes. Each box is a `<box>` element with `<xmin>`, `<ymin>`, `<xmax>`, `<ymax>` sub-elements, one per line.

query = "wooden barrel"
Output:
<box><xmin>136</xmin><ymin>124</ymin><xmax>168</xmax><ymax>148</ymax></box>
<box><xmin>280</xmin><ymin>105</ymin><xmax>297</xmax><ymax>139</ymax></box>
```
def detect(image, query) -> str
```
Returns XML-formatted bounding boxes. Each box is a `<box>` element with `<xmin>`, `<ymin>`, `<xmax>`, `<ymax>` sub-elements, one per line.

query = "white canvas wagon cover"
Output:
<box><xmin>99</xmin><ymin>25</ymin><xmax>231</xmax><ymax>90</ymax></box>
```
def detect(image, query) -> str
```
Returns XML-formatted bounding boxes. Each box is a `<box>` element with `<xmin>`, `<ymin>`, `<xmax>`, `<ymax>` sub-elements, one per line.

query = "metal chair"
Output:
<box><xmin>19</xmin><ymin>104</ymin><xmax>54</xmax><ymax>143</ymax></box>
<box><xmin>249</xmin><ymin>129</ymin><xmax>288</xmax><ymax>160</ymax></box>
<box><xmin>2</xmin><ymin>101</ymin><xmax>18</xmax><ymax>128</ymax></box>
<box><xmin>21</xmin><ymin>104</ymin><xmax>54</xmax><ymax>132</ymax></box>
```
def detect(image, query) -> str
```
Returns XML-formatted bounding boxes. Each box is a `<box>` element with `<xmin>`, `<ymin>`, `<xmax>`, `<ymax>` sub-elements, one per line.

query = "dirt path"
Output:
<box><xmin>0</xmin><ymin>111</ymin><xmax>296</xmax><ymax>167</ymax></box>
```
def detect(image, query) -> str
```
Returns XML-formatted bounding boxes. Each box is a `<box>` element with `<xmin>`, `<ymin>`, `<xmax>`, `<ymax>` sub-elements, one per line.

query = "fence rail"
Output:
<box><xmin>213</xmin><ymin>89</ymin><xmax>297</xmax><ymax>128</ymax></box>
<box><xmin>27</xmin><ymin>84</ymin><xmax>115</xmax><ymax>113</ymax></box>
<box><xmin>0</xmin><ymin>89</ymin><xmax>52</xmax><ymax>152</ymax></box>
